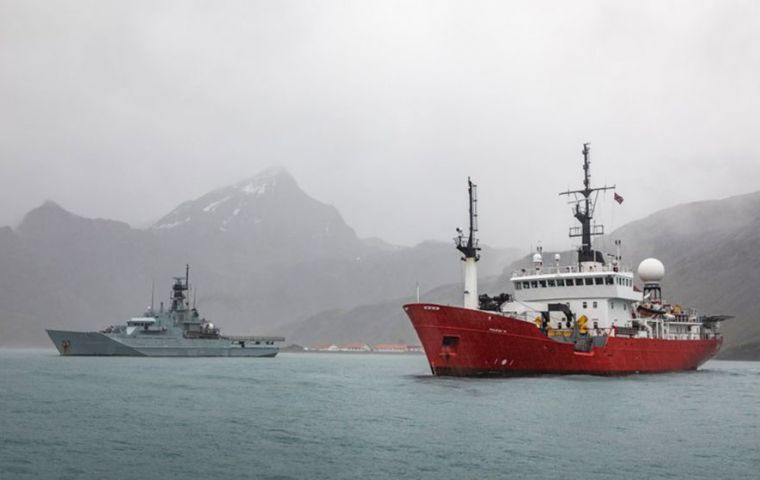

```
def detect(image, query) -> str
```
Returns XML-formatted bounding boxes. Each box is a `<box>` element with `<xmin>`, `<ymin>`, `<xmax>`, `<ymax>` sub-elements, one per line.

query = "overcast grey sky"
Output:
<box><xmin>1</xmin><ymin>0</ymin><xmax>758</xmax><ymax>250</ymax></box>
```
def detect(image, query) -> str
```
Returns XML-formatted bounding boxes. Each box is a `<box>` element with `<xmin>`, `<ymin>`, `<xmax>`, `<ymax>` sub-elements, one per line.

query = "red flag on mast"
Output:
<box><xmin>614</xmin><ymin>192</ymin><xmax>624</xmax><ymax>204</ymax></box>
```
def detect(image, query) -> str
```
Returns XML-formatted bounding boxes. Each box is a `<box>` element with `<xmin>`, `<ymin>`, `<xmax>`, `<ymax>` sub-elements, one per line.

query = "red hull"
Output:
<box><xmin>404</xmin><ymin>303</ymin><xmax>722</xmax><ymax>376</ymax></box>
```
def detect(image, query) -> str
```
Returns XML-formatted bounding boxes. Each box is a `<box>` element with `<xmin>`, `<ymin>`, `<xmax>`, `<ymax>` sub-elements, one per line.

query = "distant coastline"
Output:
<box><xmin>282</xmin><ymin>343</ymin><xmax>422</xmax><ymax>354</ymax></box>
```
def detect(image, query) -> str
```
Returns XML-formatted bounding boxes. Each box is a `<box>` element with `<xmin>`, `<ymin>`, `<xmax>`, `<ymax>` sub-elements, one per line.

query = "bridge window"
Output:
<box><xmin>548</xmin><ymin>279</ymin><xmax>556</xmax><ymax>287</ymax></box>
<box><xmin>557</xmin><ymin>279</ymin><xmax>565</xmax><ymax>287</ymax></box>
<box><xmin>523</xmin><ymin>282</ymin><xmax>530</xmax><ymax>289</ymax></box>
<box><xmin>605</xmin><ymin>276</ymin><xmax>614</xmax><ymax>285</ymax></box>
<box><xmin>539</xmin><ymin>280</ymin><xmax>547</xmax><ymax>288</ymax></box>
<box><xmin>531</xmin><ymin>281</ymin><xmax>538</xmax><ymax>288</ymax></box>
<box><xmin>514</xmin><ymin>283</ymin><xmax>522</xmax><ymax>290</ymax></box>
<box><xmin>585</xmin><ymin>278</ymin><xmax>594</xmax><ymax>286</ymax></box>
<box><xmin>595</xmin><ymin>277</ymin><xmax>604</xmax><ymax>285</ymax></box>
<box><xmin>582</xmin><ymin>301</ymin><xmax>588</xmax><ymax>308</ymax></box>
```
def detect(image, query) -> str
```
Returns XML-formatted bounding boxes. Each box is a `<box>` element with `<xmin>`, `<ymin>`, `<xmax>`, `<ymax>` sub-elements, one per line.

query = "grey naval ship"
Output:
<box><xmin>46</xmin><ymin>266</ymin><xmax>284</xmax><ymax>357</ymax></box>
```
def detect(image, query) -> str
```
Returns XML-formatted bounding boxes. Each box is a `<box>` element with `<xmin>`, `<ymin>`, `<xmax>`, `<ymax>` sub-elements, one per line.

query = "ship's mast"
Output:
<box><xmin>559</xmin><ymin>144</ymin><xmax>615</xmax><ymax>266</ymax></box>
<box><xmin>170</xmin><ymin>277</ymin><xmax>185</xmax><ymax>312</ymax></box>
<box><xmin>185</xmin><ymin>264</ymin><xmax>190</xmax><ymax>308</ymax></box>
<box><xmin>150</xmin><ymin>279</ymin><xmax>155</xmax><ymax>314</ymax></box>
<box><xmin>455</xmin><ymin>177</ymin><xmax>481</xmax><ymax>309</ymax></box>
<box><xmin>170</xmin><ymin>264</ymin><xmax>191</xmax><ymax>313</ymax></box>
<box><xmin>455</xmin><ymin>178</ymin><xmax>480</xmax><ymax>259</ymax></box>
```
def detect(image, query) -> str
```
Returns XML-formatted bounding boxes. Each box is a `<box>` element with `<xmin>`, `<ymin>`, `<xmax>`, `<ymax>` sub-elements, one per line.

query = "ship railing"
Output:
<box><xmin>511</xmin><ymin>264</ymin><xmax>633</xmax><ymax>277</ymax></box>
<box><xmin>454</xmin><ymin>236</ymin><xmax>479</xmax><ymax>249</ymax></box>
<box><xmin>662</xmin><ymin>333</ymin><xmax>703</xmax><ymax>341</ymax></box>
<box><xmin>222</xmin><ymin>335</ymin><xmax>285</xmax><ymax>342</ymax></box>
<box><xmin>505</xmin><ymin>312</ymin><xmax>620</xmax><ymax>337</ymax></box>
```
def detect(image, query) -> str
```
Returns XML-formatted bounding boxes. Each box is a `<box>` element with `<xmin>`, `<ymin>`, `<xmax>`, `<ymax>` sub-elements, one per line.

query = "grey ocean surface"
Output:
<box><xmin>1</xmin><ymin>350</ymin><xmax>758</xmax><ymax>480</ymax></box>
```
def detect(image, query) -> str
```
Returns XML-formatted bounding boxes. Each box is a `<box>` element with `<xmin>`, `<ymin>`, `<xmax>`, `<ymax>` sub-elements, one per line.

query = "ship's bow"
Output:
<box><xmin>403</xmin><ymin>303</ymin><xmax>546</xmax><ymax>376</ymax></box>
<box><xmin>46</xmin><ymin>330</ymin><xmax>144</xmax><ymax>356</ymax></box>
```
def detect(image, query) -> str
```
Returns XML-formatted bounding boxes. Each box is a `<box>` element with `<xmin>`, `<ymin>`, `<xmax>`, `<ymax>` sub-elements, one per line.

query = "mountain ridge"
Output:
<box><xmin>0</xmin><ymin>168</ymin><xmax>520</xmax><ymax>347</ymax></box>
<box><xmin>1</xmin><ymin>169</ymin><xmax>757</xmax><ymax>359</ymax></box>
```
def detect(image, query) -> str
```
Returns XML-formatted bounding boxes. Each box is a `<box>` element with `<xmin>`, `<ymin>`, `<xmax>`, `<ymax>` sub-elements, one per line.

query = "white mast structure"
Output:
<box><xmin>455</xmin><ymin>178</ymin><xmax>481</xmax><ymax>309</ymax></box>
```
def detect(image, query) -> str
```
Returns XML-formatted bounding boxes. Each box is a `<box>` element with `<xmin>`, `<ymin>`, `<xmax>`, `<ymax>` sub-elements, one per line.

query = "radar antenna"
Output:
<box><xmin>558</xmin><ymin>143</ymin><xmax>615</xmax><ymax>265</ymax></box>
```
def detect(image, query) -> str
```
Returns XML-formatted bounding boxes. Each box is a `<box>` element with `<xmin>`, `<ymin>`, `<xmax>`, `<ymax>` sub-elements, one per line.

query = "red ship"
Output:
<box><xmin>404</xmin><ymin>144</ymin><xmax>728</xmax><ymax>376</ymax></box>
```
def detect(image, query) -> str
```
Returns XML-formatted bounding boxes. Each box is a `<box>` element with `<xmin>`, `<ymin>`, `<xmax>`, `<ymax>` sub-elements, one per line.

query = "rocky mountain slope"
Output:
<box><xmin>282</xmin><ymin>277</ymin><xmax>504</xmax><ymax>347</ymax></box>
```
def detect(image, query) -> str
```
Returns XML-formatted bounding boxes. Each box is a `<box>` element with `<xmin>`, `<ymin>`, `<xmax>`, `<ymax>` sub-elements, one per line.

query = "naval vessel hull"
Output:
<box><xmin>46</xmin><ymin>330</ymin><xmax>279</xmax><ymax>357</ymax></box>
<box><xmin>404</xmin><ymin>304</ymin><xmax>722</xmax><ymax>376</ymax></box>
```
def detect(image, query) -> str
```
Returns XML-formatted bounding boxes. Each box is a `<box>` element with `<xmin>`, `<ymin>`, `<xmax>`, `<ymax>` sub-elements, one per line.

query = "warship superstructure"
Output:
<box><xmin>405</xmin><ymin>144</ymin><xmax>729</xmax><ymax>376</ymax></box>
<box><xmin>47</xmin><ymin>266</ymin><xmax>284</xmax><ymax>357</ymax></box>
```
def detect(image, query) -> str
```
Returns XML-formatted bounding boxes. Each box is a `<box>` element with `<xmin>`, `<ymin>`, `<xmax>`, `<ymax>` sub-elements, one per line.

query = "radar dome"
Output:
<box><xmin>638</xmin><ymin>258</ymin><xmax>665</xmax><ymax>283</ymax></box>
<box><xmin>532</xmin><ymin>253</ymin><xmax>543</xmax><ymax>263</ymax></box>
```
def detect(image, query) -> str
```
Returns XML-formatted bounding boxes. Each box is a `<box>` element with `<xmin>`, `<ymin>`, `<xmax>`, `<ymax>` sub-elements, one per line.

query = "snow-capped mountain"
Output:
<box><xmin>153</xmin><ymin>167</ymin><xmax>285</xmax><ymax>232</ymax></box>
<box><xmin>151</xmin><ymin>167</ymin><xmax>364</xmax><ymax>262</ymax></box>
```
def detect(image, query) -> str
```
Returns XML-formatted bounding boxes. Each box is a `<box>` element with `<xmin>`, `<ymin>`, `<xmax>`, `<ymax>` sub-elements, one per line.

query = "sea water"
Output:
<box><xmin>0</xmin><ymin>350</ymin><xmax>758</xmax><ymax>480</ymax></box>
